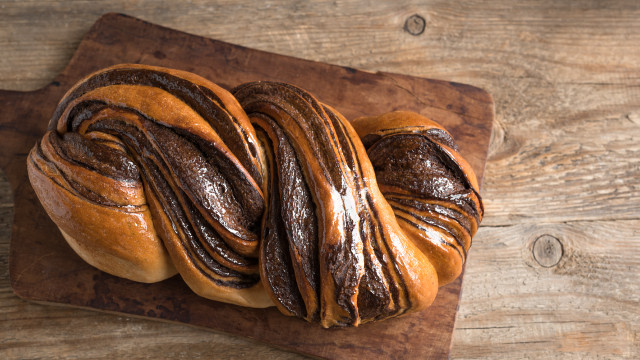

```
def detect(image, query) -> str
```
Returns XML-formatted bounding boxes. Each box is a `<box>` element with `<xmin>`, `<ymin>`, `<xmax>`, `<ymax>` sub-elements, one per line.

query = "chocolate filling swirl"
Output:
<box><xmin>27</xmin><ymin>65</ymin><xmax>483</xmax><ymax>327</ymax></box>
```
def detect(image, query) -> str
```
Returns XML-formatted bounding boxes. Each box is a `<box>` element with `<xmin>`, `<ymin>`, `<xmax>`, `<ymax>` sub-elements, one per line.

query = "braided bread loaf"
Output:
<box><xmin>27</xmin><ymin>64</ymin><xmax>483</xmax><ymax>327</ymax></box>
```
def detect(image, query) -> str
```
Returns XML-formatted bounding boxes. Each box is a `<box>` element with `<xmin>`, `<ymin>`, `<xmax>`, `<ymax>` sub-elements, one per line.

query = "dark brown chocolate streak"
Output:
<box><xmin>146</xmin><ymin>159</ymin><xmax>259</xmax><ymax>287</ymax></box>
<box><xmin>52</xmin><ymin>67</ymin><xmax>262</xmax><ymax>185</ymax></box>
<box><xmin>233</xmin><ymin>83</ymin><xmax>344</xmax><ymax>191</ymax></box>
<box><xmin>367</xmin><ymin>134</ymin><xmax>483</xmax><ymax>223</ymax></box>
<box><xmin>324</xmin><ymin>107</ymin><xmax>406</xmax><ymax>320</ymax></box>
<box><xmin>87</xmin><ymin>117</ymin><xmax>259</xmax><ymax>288</ymax></box>
<box><xmin>52</xmin><ymin>131</ymin><xmax>139</xmax><ymax>181</ymax></box>
<box><xmin>394</xmin><ymin>212</ymin><xmax>466</xmax><ymax>262</ymax></box>
<box><xmin>252</xmin><ymin>113</ymin><xmax>320</xmax><ymax>320</ymax></box>
<box><xmin>468</xmin><ymin>187</ymin><xmax>485</xmax><ymax>218</ymax></box>
<box><xmin>71</xmin><ymin>102</ymin><xmax>263</xmax><ymax>242</ymax></box>
<box><xmin>67</xmin><ymin>101</ymin><xmax>264</xmax><ymax>231</ymax></box>
<box><xmin>424</xmin><ymin>128</ymin><xmax>458</xmax><ymax>151</ymax></box>
<box><xmin>360</xmin><ymin>128</ymin><xmax>456</xmax><ymax>151</ymax></box>
<box><xmin>32</xmin><ymin>140</ymin><xmax>120</xmax><ymax>207</ymax></box>
<box><xmin>367</xmin><ymin>202</ymin><xmax>406</xmax><ymax>318</ymax></box>
<box><xmin>364</xmin><ymin>193</ymin><xmax>409</xmax><ymax>319</ymax></box>
<box><xmin>386</xmin><ymin>191</ymin><xmax>482</xmax><ymax>231</ymax></box>
<box><xmin>235</xmin><ymin>82</ymin><xmax>363</xmax><ymax>325</ymax></box>
<box><xmin>384</xmin><ymin>195</ymin><xmax>475</xmax><ymax>237</ymax></box>
<box><xmin>256</xmin><ymin>126</ymin><xmax>307</xmax><ymax>318</ymax></box>
<box><xmin>60</xmin><ymin>172</ymin><xmax>120</xmax><ymax>206</ymax></box>
<box><xmin>359</xmin><ymin>134</ymin><xmax>381</xmax><ymax>149</ymax></box>
<box><xmin>170</xmin><ymin>126</ymin><xmax>264</xmax><ymax>229</ymax></box>
<box><xmin>279</xmin><ymin>84</ymin><xmax>353</xmax><ymax>196</ymax></box>
<box><xmin>68</xmin><ymin>100</ymin><xmax>110</xmax><ymax>132</ymax></box>
<box><xmin>142</xmin><ymin>119</ymin><xmax>259</xmax><ymax>242</ymax></box>
<box><xmin>182</xmin><ymin>186</ymin><xmax>258</xmax><ymax>274</ymax></box>
<box><xmin>423</xmin><ymin>134</ymin><xmax>479</xmax><ymax>199</ymax></box>
<box><xmin>391</xmin><ymin>205</ymin><xmax>467</xmax><ymax>260</ymax></box>
<box><xmin>357</xmin><ymin>205</ymin><xmax>399</xmax><ymax>321</ymax></box>
<box><xmin>369</xmin><ymin>133</ymin><xmax>473</xmax><ymax>192</ymax></box>
<box><xmin>282</xmin><ymin>90</ymin><xmax>361</xmax><ymax>325</ymax></box>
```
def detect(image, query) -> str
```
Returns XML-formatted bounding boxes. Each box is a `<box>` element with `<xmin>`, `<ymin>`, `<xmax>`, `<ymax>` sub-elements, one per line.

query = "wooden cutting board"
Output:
<box><xmin>0</xmin><ymin>13</ymin><xmax>493</xmax><ymax>359</ymax></box>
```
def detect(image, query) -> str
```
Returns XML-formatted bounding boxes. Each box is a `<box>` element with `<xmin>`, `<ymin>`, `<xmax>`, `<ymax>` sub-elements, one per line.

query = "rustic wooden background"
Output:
<box><xmin>1</xmin><ymin>1</ymin><xmax>638</xmax><ymax>359</ymax></box>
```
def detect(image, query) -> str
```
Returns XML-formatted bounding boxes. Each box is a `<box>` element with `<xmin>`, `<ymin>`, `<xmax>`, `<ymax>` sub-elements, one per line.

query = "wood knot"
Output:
<box><xmin>404</xmin><ymin>14</ymin><xmax>426</xmax><ymax>36</ymax></box>
<box><xmin>532</xmin><ymin>235</ymin><xmax>563</xmax><ymax>268</ymax></box>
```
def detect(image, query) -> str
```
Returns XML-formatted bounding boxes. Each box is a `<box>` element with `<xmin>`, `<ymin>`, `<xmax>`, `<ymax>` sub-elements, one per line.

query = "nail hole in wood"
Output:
<box><xmin>532</xmin><ymin>235</ymin><xmax>563</xmax><ymax>268</ymax></box>
<box><xmin>404</xmin><ymin>14</ymin><xmax>426</xmax><ymax>36</ymax></box>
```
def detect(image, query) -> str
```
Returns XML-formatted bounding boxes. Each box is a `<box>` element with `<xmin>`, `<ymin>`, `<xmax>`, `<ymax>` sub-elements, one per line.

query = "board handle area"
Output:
<box><xmin>0</xmin><ymin>84</ymin><xmax>62</xmax><ymax>190</ymax></box>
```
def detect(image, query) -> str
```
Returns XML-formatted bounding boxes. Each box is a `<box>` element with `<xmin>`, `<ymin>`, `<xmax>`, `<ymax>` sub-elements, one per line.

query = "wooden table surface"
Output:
<box><xmin>1</xmin><ymin>1</ymin><xmax>638</xmax><ymax>359</ymax></box>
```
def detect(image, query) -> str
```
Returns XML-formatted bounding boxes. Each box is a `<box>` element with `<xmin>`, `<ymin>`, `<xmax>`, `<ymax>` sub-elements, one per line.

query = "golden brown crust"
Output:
<box><xmin>28</xmin><ymin>65</ymin><xmax>482</xmax><ymax>327</ymax></box>
<box><xmin>27</xmin><ymin>145</ymin><xmax>176</xmax><ymax>283</ymax></box>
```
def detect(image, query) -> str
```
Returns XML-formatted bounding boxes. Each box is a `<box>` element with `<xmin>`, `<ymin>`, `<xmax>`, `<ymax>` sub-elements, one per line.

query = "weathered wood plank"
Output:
<box><xmin>453</xmin><ymin>221</ymin><xmax>640</xmax><ymax>359</ymax></box>
<box><xmin>483</xmin><ymin>108</ymin><xmax>640</xmax><ymax>225</ymax></box>
<box><xmin>0</xmin><ymin>293</ymin><xmax>303</xmax><ymax>360</ymax></box>
<box><xmin>3</xmin><ymin>2</ymin><xmax>640</xmax><ymax>90</ymax></box>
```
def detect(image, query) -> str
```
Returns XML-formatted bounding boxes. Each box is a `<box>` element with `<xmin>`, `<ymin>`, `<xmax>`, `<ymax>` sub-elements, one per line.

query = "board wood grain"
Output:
<box><xmin>0</xmin><ymin>13</ymin><xmax>493</xmax><ymax>359</ymax></box>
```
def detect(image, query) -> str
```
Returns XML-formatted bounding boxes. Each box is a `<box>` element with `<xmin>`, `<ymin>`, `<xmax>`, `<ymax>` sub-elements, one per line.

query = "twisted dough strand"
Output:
<box><xmin>27</xmin><ymin>64</ymin><xmax>483</xmax><ymax>327</ymax></box>
<box><xmin>352</xmin><ymin>112</ymin><xmax>484</xmax><ymax>286</ymax></box>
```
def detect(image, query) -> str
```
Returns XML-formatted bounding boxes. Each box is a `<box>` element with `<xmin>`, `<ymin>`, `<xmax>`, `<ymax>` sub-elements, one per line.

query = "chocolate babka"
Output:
<box><xmin>27</xmin><ymin>64</ymin><xmax>483</xmax><ymax>327</ymax></box>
